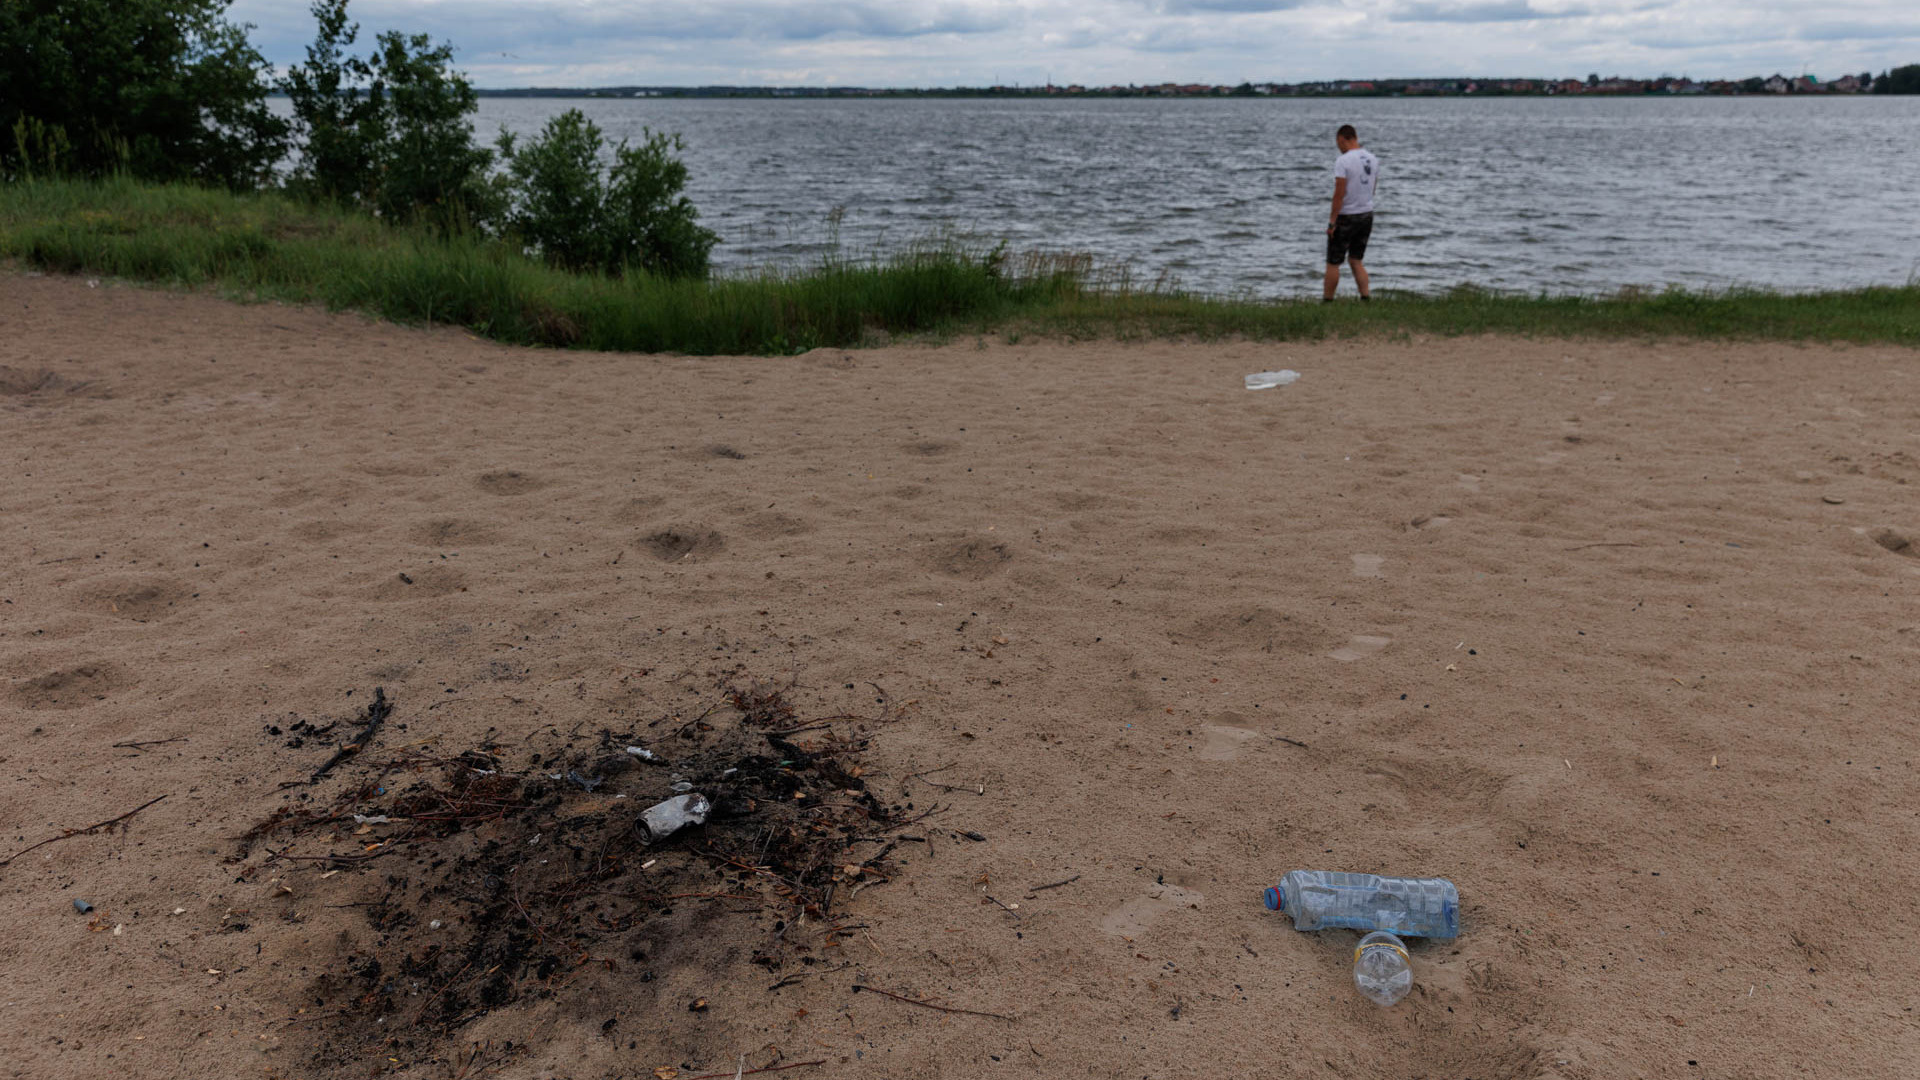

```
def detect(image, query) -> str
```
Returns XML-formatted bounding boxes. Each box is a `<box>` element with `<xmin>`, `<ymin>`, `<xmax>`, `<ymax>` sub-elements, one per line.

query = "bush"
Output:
<box><xmin>0</xmin><ymin>0</ymin><xmax>285</xmax><ymax>187</ymax></box>
<box><xmin>280</xmin><ymin>1</ymin><xmax>494</xmax><ymax>230</ymax></box>
<box><xmin>497</xmin><ymin>109</ymin><xmax>717</xmax><ymax>278</ymax></box>
<box><xmin>605</xmin><ymin>130</ymin><xmax>719</xmax><ymax>279</ymax></box>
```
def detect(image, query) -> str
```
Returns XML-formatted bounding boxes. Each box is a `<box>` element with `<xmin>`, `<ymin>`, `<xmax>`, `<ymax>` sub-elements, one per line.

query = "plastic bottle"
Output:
<box><xmin>1261</xmin><ymin>870</ymin><xmax>1459</xmax><ymax>939</ymax></box>
<box><xmin>640</xmin><ymin>793</ymin><xmax>710</xmax><ymax>841</ymax></box>
<box><xmin>1352</xmin><ymin>931</ymin><xmax>1413</xmax><ymax>1006</ymax></box>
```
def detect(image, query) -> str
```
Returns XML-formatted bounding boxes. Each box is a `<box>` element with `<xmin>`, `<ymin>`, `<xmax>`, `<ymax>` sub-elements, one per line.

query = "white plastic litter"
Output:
<box><xmin>641</xmin><ymin>793</ymin><xmax>711</xmax><ymax>841</ymax></box>
<box><xmin>624</xmin><ymin>746</ymin><xmax>662</xmax><ymax>763</ymax></box>
<box><xmin>1245</xmin><ymin>370</ymin><xmax>1301</xmax><ymax>390</ymax></box>
<box><xmin>351</xmin><ymin>814</ymin><xmax>392</xmax><ymax>824</ymax></box>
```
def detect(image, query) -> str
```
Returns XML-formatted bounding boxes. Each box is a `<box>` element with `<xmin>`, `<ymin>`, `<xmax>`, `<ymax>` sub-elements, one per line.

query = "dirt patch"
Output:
<box><xmin>926</xmin><ymin>536</ymin><xmax>1012</xmax><ymax>579</ymax></box>
<box><xmin>740</xmin><ymin>511</ymin><xmax>815</xmax><ymax>540</ymax></box>
<box><xmin>75</xmin><ymin>576</ymin><xmax>192</xmax><ymax>621</ymax></box>
<box><xmin>369</xmin><ymin>566</ymin><xmax>470</xmax><ymax>600</ymax></box>
<box><xmin>0</xmin><ymin>365</ymin><xmax>108</xmax><ymax>401</ymax></box>
<box><xmin>12</xmin><ymin>663</ymin><xmax>131</xmax><ymax>708</ymax></box>
<box><xmin>411</xmin><ymin>518</ymin><xmax>502</xmax><ymax>547</ymax></box>
<box><xmin>643</xmin><ymin>526</ymin><xmax>726</xmax><ymax>561</ymax></box>
<box><xmin>475</xmin><ymin>470</ymin><xmax>547</xmax><ymax>495</ymax></box>
<box><xmin>1173</xmin><ymin>606</ymin><xmax>1322</xmax><ymax>654</ymax></box>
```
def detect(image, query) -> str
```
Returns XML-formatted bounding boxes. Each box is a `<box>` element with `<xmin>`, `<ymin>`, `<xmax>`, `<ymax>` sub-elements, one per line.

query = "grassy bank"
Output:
<box><xmin>4</xmin><ymin>177</ymin><xmax>1916</xmax><ymax>352</ymax></box>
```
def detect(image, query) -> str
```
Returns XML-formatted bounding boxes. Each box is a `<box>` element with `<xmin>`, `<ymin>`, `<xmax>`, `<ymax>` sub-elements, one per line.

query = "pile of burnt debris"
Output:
<box><xmin>236</xmin><ymin>678</ymin><xmax>952</xmax><ymax>1067</ymax></box>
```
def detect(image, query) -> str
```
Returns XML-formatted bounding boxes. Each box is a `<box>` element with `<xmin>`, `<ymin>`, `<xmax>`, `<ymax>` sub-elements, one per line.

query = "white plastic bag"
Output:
<box><xmin>1245</xmin><ymin>370</ymin><xmax>1301</xmax><ymax>390</ymax></box>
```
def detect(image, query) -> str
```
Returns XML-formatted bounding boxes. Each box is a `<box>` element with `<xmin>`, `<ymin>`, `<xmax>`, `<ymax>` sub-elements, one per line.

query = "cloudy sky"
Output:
<box><xmin>229</xmin><ymin>1</ymin><xmax>1920</xmax><ymax>88</ymax></box>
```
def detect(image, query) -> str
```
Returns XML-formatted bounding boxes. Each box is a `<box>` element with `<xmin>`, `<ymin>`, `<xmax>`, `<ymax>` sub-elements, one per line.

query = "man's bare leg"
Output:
<box><xmin>1323</xmin><ymin>263</ymin><xmax>1340</xmax><ymax>301</ymax></box>
<box><xmin>1351</xmin><ymin>258</ymin><xmax>1370</xmax><ymax>300</ymax></box>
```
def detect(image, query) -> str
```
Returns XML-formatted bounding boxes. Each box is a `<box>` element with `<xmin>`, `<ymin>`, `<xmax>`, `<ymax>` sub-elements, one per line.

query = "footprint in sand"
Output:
<box><xmin>1872</xmin><ymin>528</ymin><xmax>1918</xmax><ymax>560</ymax></box>
<box><xmin>1410</xmin><ymin>514</ymin><xmax>1451</xmax><ymax>529</ymax></box>
<box><xmin>1098</xmin><ymin>883</ymin><xmax>1205</xmax><ymax>938</ymax></box>
<box><xmin>1351</xmin><ymin>553</ymin><xmax>1385</xmax><ymax>578</ymax></box>
<box><xmin>1457</xmin><ymin>473</ymin><xmax>1482</xmax><ymax>491</ymax></box>
<box><xmin>1329</xmin><ymin>634</ymin><xmax>1391</xmax><ymax>662</ymax></box>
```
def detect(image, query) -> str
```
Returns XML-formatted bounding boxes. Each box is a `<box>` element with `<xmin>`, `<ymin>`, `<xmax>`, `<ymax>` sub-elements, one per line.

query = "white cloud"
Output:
<box><xmin>228</xmin><ymin>0</ymin><xmax>1920</xmax><ymax>85</ymax></box>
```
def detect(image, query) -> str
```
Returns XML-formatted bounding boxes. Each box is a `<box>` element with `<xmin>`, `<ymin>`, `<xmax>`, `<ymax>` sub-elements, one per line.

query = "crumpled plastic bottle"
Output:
<box><xmin>640</xmin><ymin>793</ymin><xmax>710</xmax><ymax>841</ymax></box>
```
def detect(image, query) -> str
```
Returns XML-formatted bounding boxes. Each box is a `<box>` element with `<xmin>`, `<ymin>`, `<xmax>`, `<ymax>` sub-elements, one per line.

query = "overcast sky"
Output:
<box><xmin>229</xmin><ymin>1</ymin><xmax>1920</xmax><ymax>88</ymax></box>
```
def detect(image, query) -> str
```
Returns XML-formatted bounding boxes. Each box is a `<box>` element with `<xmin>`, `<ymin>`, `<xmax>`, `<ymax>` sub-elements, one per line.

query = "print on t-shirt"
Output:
<box><xmin>1335</xmin><ymin>148</ymin><xmax>1379</xmax><ymax>216</ymax></box>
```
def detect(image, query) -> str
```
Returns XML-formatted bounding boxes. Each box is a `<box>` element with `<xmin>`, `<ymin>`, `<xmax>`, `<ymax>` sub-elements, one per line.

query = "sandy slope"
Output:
<box><xmin>3</xmin><ymin>271</ymin><xmax>1918</xmax><ymax>1079</ymax></box>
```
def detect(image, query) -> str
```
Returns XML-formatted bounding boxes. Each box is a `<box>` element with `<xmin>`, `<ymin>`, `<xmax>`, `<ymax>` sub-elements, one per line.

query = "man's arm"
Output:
<box><xmin>1328</xmin><ymin>177</ymin><xmax>1347</xmax><ymax>233</ymax></box>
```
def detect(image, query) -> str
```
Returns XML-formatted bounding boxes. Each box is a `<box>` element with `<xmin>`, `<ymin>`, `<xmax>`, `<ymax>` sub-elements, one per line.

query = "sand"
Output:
<box><xmin>3</xmin><ymin>271</ymin><xmax>1917</xmax><ymax>1079</ymax></box>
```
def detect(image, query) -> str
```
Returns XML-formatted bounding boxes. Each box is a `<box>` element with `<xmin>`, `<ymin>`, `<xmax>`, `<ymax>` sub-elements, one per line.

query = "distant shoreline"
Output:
<box><xmin>438</xmin><ymin>74</ymin><xmax>1908</xmax><ymax>100</ymax></box>
<box><xmin>456</xmin><ymin>86</ymin><xmax>1893</xmax><ymax>101</ymax></box>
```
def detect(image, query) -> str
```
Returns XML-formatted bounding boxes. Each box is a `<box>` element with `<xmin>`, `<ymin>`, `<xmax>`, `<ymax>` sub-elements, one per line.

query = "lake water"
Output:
<box><xmin>460</xmin><ymin>96</ymin><xmax>1920</xmax><ymax>298</ymax></box>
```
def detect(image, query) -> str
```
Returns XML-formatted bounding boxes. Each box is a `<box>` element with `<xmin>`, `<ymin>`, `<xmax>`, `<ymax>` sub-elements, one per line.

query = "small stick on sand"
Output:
<box><xmin>1028</xmin><ymin>874</ymin><xmax>1081</xmax><ymax>892</ymax></box>
<box><xmin>1</xmin><ymin>794</ymin><xmax>169</xmax><ymax>867</ymax></box>
<box><xmin>112</xmin><ymin>737</ymin><xmax>187</xmax><ymax>751</ymax></box>
<box><xmin>680</xmin><ymin>1060</ymin><xmax>825</xmax><ymax>1080</ymax></box>
<box><xmin>852</xmin><ymin>984</ymin><xmax>1013</xmax><ymax>1021</ymax></box>
<box><xmin>1271</xmin><ymin>735</ymin><xmax>1310</xmax><ymax>749</ymax></box>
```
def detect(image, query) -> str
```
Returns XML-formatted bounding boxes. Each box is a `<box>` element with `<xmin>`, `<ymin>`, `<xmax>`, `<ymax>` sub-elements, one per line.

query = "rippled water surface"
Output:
<box><xmin>465</xmin><ymin>95</ymin><xmax>1920</xmax><ymax>297</ymax></box>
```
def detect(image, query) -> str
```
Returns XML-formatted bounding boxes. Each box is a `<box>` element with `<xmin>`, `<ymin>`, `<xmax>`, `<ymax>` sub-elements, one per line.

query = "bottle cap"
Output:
<box><xmin>1262</xmin><ymin>886</ymin><xmax>1284</xmax><ymax>912</ymax></box>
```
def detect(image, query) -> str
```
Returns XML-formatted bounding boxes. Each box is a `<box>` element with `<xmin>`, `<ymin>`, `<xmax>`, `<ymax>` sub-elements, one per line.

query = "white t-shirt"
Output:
<box><xmin>1334</xmin><ymin>148</ymin><xmax>1379</xmax><ymax>216</ymax></box>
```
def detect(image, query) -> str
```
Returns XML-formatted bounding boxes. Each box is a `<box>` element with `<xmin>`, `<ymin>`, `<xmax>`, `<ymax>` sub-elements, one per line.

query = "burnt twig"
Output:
<box><xmin>1</xmin><ymin>794</ymin><xmax>169</xmax><ymax>867</ymax></box>
<box><xmin>1028</xmin><ymin>874</ymin><xmax>1081</xmax><ymax>892</ymax></box>
<box><xmin>852</xmin><ymin>984</ymin><xmax>1013</xmax><ymax>1021</ymax></box>
<box><xmin>285</xmin><ymin>688</ymin><xmax>392</xmax><ymax>787</ymax></box>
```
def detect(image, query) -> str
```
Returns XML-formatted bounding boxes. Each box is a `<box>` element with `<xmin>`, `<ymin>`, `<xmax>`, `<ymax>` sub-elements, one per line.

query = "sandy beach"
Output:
<box><xmin>3</xmin><ymin>271</ymin><xmax>1917</xmax><ymax>1079</ymax></box>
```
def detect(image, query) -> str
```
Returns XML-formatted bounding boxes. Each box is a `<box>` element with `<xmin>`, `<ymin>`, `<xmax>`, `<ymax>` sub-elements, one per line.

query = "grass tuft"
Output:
<box><xmin>3</xmin><ymin>177</ymin><xmax>1916</xmax><ymax>353</ymax></box>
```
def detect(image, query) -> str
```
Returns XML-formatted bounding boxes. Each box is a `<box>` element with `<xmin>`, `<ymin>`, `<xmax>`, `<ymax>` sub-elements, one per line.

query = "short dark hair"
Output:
<box><xmin>1337</xmin><ymin>124</ymin><xmax>1358</xmax><ymax>141</ymax></box>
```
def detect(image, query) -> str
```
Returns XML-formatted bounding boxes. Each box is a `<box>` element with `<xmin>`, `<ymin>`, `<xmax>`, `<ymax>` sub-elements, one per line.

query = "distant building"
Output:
<box><xmin>1830</xmin><ymin>74</ymin><xmax>1864</xmax><ymax>93</ymax></box>
<box><xmin>1764</xmin><ymin>75</ymin><xmax>1789</xmax><ymax>93</ymax></box>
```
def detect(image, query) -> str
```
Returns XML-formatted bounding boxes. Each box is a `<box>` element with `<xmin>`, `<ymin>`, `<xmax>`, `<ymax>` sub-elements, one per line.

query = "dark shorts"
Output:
<box><xmin>1326</xmin><ymin>212</ymin><xmax>1373</xmax><ymax>266</ymax></box>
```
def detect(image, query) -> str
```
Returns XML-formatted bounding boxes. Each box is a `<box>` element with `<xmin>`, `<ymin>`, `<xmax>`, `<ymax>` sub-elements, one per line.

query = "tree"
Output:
<box><xmin>1873</xmin><ymin>65</ymin><xmax>1920</xmax><ymax>94</ymax></box>
<box><xmin>497</xmin><ymin>109</ymin><xmax>717</xmax><ymax>278</ymax></box>
<box><xmin>280</xmin><ymin>0</ymin><xmax>382</xmax><ymax>203</ymax></box>
<box><xmin>367</xmin><ymin>29</ymin><xmax>495</xmax><ymax>228</ymax></box>
<box><xmin>278</xmin><ymin>2</ymin><xmax>494</xmax><ymax>228</ymax></box>
<box><xmin>0</xmin><ymin>0</ymin><xmax>285</xmax><ymax>187</ymax></box>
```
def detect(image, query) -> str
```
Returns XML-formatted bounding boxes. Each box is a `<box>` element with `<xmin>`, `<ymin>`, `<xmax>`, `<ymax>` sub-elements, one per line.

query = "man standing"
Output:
<box><xmin>1324</xmin><ymin>124</ymin><xmax>1378</xmax><ymax>302</ymax></box>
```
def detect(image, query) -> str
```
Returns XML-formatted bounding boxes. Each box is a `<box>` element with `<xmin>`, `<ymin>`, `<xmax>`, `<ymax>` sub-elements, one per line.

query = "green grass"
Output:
<box><xmin>3</xmin><ymin>176</ymin><xmax>1916</xmax><ymax>353</ymax></box>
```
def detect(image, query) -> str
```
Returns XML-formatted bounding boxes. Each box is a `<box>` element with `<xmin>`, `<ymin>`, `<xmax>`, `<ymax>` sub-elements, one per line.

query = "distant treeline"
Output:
<box><xmin>481</xmin><ymin>65</ymin><xmax>1920</xmax><ymax>100</ymax></box>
